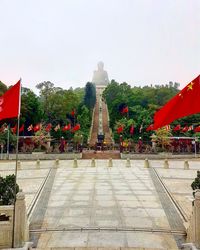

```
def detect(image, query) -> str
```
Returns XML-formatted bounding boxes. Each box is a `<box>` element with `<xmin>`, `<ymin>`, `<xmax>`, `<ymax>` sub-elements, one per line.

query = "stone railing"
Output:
<box><xmin>87</xmin><ymin>107</ymin><xmax>95</xmax><ymax>144</ymax></box>
<box><xmin>0</xmin><ymin>190</ymin><xmax>29</xmax><ymax>248</ymax></box>
<box><xmin>186</xmin><ymin>189</ymin><xmax>200</xmax><ymax>248</ymax></box>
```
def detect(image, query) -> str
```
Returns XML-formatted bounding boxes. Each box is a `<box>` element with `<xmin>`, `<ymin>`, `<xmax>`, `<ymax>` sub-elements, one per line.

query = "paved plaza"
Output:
<box><xmin>0</xmin><ymin>159</ymin><xmax>199</xmax><ymax>249</ymax></box>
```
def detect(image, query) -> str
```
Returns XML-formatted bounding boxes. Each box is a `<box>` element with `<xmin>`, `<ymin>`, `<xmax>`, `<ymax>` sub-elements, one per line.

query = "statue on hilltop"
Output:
<box><xmin>92</xmin><ymin>61</ymin><xmax>109</xmax><ymax>87</ymax></box>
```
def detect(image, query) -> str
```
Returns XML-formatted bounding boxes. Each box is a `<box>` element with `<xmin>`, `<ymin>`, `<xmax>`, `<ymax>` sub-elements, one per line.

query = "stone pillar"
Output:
<box><xmin>187</xmin><ymin>190</ymin><xmax>200</xmax><ymax>248</ymax></box>
<box><xmin>14</xmin><ymin>190</ymin><xmax>29</xmax><ymax>248</ymax></box>
<box><xmin>193</xmin><ymin>190</ymin><xmax>200</xmax><ymax>248</ymax></box>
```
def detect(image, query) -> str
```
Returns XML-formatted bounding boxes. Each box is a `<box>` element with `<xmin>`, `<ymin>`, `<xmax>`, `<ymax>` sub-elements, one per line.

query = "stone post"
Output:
<box><xmin>164</xmin><ymin>159</ymin><xmax>169</xmax><ymax>169</ymax></box>
<box><xmin>91</xmin><ymin>158</ymin><xmax>96</xmax><ymax>167</ymax></box>
<box><xmin>144</xmin><ymin>159</ymin><xmax>149</xmax><ymax>168</ymax></box>
<box><xmin>184</xmin><ymin>160</ymin><xmax>189</xmax><ymax>170</ymax></box>
<box><xmin>192</xmin><ymin>190</ymin><xmax>200</xmax><ymax>248</ymax></box>
<box><xmin>14</xmin><ymin>190</ymin><xmax>29</xmax><ymax>248</ymax></box>
<box><xmin>187</xmin><ymin>189</ymin><xmax>200</xmax><ymax>248</ymax></box>
<box><xmin>126</xmin><ymin>158</ymin><xmax>131</xmax><ymax>168</ymax></box>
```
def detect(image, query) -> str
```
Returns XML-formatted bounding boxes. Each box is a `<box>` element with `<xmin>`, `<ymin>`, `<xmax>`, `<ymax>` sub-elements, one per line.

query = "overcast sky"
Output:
<box><xmin>0</xmin><ymin>0</ymin><xmax>199</xmax><ymax>92</ymax></box>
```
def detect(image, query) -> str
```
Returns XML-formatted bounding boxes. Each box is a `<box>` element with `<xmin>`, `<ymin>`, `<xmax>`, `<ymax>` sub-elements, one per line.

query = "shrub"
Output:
<box><xmin>0</xmin><ymin>175</ymin><xmax>19</xmax><ymax>205</ymax></box>
<box><xmin>191</xmin><ymin>170</ymin><xmax>200</xmax><ymax>190</ymax></box>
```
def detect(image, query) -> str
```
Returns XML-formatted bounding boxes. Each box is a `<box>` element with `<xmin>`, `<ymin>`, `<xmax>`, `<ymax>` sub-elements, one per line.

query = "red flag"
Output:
<box><xmin>45</xmin><ymin>123</ymin><xmax>52</xmax><ymax>132</ymax></box>
<box><xmin>27</xmin><ymin>124</ymin><xmax>33</xmax><ymax>131</ymax></box>
<box><xmin>188</xmin><ymin>125</ymin><xmax>194</xmax><ymax>131</ymax></box>
<box><xmin>165</xmin><ymin>125</ymin><xmax>171</xmax><ymax>131</ymax></box>
<box><xmin>54</xmin><ymin>124</ymin><xmax>60</xmax><ymax>131</ymax></box>
<box><xmin>146</xmin><ymin>124</ymin><xmax>154</xmax><ymax>131</ymax></box>
<box><xmin>153</xmin><ymin>75</ymin><xmax>200</xmax><ymax>129</ymax></box>
<box><xmin>194</xmin><ymin>126</ymin><xmax>200</xmax><ymax>133</ymax></box>
<box><xmin>73</xmin><ymin>124</ymin><xmax>80</xmax><ymax>132</ymax></box>
<box><xmin>19</xmin><ymin>124</ymin><xmax>24</xmax><ymax>133</ymax></box>
<box><xmin>173</xmin><ymin>124</ymin><xmax>181</xmax><ymax>131</ymax></box>
<box><xmin>182</xmin><ymin>126</ymin><xmax>189</xmax><ymax>132</ymax></box>
<box><xmin>0</xmin><ymin>80</ymin><xmax>21</xmax><ymax>121</ymax></box>
<box><xmin>117</xmin><ymin>126</ymin><xmax>124</xmax><ymax>134</ymax></box>
<box><xmin>33</xmin><ymin>124</ymin><xmax>41</xmax><ymax>132</ymax></box>
<box><xmin>71</xmin><ymin>109</ymin><xmax>75</xmax><ymax>117</ymax></box>
<box><xmin>11</xmin><ymin>124</ymin><xmax>17</xmax><ymax>134</ymax></box>
<box><xmin>130</xmin><ymin>125</ymin><xmax>134</xmax><ymax>135</ymax></box>
<box><xmin>122</xmin><ymin>106</ymin><xmax>129</xmax><ymax>114</ymax></box>
<box><xmin>62</xmin><ymin>124</ymin><xmax>71</xmax><ymax>131</ymax></box>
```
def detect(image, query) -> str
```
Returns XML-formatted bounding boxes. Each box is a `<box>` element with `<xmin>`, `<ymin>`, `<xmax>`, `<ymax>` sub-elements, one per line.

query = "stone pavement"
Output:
<box><xmin>0</xmin><ymin>159</ymin><xmax>199</xmax><ymax>249</ymax></box>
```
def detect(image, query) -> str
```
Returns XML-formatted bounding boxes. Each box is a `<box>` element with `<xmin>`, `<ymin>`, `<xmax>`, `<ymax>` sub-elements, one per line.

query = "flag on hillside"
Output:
<box><xmin>71</xmin><ymin>109</ymin><xmax>75</xmax><ymax>117</ymax></box>
<box><xmin>27</xmin><ymin>124</ymin><xmax>33</xmax><ymax>131</ymax></box>
<box><xmin>165</xmin><ymin>125</ymin><xmax>171</xmax><ymax>131</ymax></box>
<box><xmin>54</xmin><ymin>124</ymin><xmax>60</xmax><ymax>131</ymax></box>
<box><xmin>188</xmin><ymin>125</ymin><xmax>194</xmax><ymax>131</ymax></box>
<box><xmin>130</xmin><ymin>125</ymin><xmax>134</xmax><ymax>135</ymax></box>
<box><xmin>122</xmin><ymin>106</ymin><xmax>129</xmax><ymax>114</ymax></box>
<box><xmin>62</xmin><ymin>124</ymin><xmax>71</xmax><ymax>131</ymax></box>
<box><xmin>19</xmin><ymin>124</ymin><xmax>24</xmax><ymax>133</ymax></box>
<box><xmin>146</xmin><ymin>124</ymin><xmax>154</xmax><ymax>131</ymax></box>
<box><xmin>33</xmin><ymin>124</ymin><xmax>41</xmax><ymax>132</ymax></box>
<box><xmin>194</xmin><ymin>126</ymin><xmax>200</xmax><ymax>133</ymax></box>
<box><xmin>11</xmin><ymin>124</ymin><xmax>17</xmax><ymax>134</ymax></box>
<box><xmin>173</xmin><ymin>124</ymin><xmax>181</xmax><ymax>131</ymax></box>
<box><xmin>72</xmin><ymin>124</ymin><xmax>80</xmax><ymax>132</ymax></box>
<box><xmin>117</xmin><ymin>125</ymin><xmax>124</xmax><ymax>134</ymax></box>
<box><xmin>182</xmin><ymin>126</ymin><xmax>189</xmax><ymax>132</ymax></box>
<box><xmin>0</xmin><ymin>80</ymin><xmax>21</xmax><ymax>121</ymax></box>
<box><xmin>153</xmin><ymin>75</ymin><xmax>200</xmax><ymax>129</ymax></box>
<box><xmin>45</xmin><ymin>123</ymin><xmax>52</xmax><ymax>132</ymax></box>
<box><xmin>0</xmin><ymin>124</ymin><xmax>8</xmax><ymax>132</ymax></box>
<box><xmin>139</xmin><ymin>124</ymin><xmax>143</xmax><ymax>133</ymax></box>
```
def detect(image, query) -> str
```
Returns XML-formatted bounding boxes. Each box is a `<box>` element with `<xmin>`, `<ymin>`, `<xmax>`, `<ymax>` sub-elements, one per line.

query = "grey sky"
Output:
<box><xmin>0</xmin><ymin>0</ymin><xmax>199</xmax><ymax>92</ymax></box>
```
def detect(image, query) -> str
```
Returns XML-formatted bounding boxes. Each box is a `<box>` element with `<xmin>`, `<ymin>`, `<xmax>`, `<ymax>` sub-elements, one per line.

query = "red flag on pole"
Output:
<box><xmin>153</xmin><ymin>75</ymin><xmax>200</xmax><ymax>129</ymax></box>
<box><xmin>117</xmin><ymin>126</ymin><xmax>124</xmax><ymax>134</ymax></box>
<box><xmin>122</xmin><ymin>106</ymin><xmax>129</xmax><ymax>114</ymax></box>
<box><xmin>146</xmin><ymin>124</ymin><xmax>154</xmax><ymax>131</ymax></box>
<box><xmin>130</xmin><ymin>125</ymin><xmax>134</xmax><ymax>135</ymax></box>
<box><xmin>73</xmin><ymin>124</ymin><xmax>80</xmax><ymax>132</ymax></box>
<box><xmin>0</xmin><ymin>80</ymin><xmax>21</xmax><ymax>121</ymax></box>
<box><xmin>194</xmin><ymin>126</ymin><xmax>200</xmax><ymax>133</ymax></box>
<box><xmin>19</xmin><ymin>124</ymin><xmax>24</xmax><ymax>133</ymax></box>
<box><xmin>27</xmin><ymin>124</ymin><xmax>33</xmax><ymax>131</ymax></box>
<box><xmin>62</xmin><ymin>124</ymin><xmax>71</xmax><ymax>131</ymax></box>
<box><xmin>173</xmin><ymin>124</ymin><xmax>181</xmax><ymax>131</ymax></box>
<box><xmin>45</xmin><ymin>123</ymin><xmax>52</xmax><ymax>132</ymax></box>
<box><xmin>33</xmin><ymin>124</ymin><xmax>41</xmax><ymax>132</ymax></box>
<box><xmin>11</xmin><ymin>124</ymin><xmax>17</xmax><ymax>134</ymax></box>
<box><xmin>182</xmin><ymin>126</ymin><xmax>189</xmax><ymax>132</ymax></box>
<box><xmin>71</xmin><ymin>109</ymin><xmax>75</xmax><ymax>117</ymax></box>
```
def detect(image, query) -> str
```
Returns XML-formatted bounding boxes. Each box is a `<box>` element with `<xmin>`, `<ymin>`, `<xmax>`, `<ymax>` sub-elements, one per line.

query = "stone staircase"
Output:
<box><xmin>82</xmin><ymin>150</ymin><xmax>120</xmax><ymax>159</ymax></box>
<box><xmin>88</xmin><ymin>87</ymin><xmax>113</xmax><ymax>148</ymax></box>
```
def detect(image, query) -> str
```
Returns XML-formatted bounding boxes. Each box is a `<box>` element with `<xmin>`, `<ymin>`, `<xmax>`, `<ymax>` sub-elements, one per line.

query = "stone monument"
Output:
<box><xmin>92</xmin><ymin>61</ymin><xmax>109</xmax><ymax>87</ymax></box>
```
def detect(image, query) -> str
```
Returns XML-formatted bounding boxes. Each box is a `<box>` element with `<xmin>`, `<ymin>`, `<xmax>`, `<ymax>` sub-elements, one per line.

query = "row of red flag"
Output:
<box><xmin>117</xmin><ymin>124</ymin><xmax>200</xmax><ymax>134</ymax></box>
<box><xmin>1</xmin><ymin>123</ymin><xmax>81</xmax><ymax>134</ymax></box>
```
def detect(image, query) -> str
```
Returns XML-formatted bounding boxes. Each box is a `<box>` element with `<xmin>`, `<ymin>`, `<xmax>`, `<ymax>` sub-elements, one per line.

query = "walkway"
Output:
<box><xmin>88</xmin><ymin>87</ymin><xmax>113</xmax><ymax>147</ymax></box>
<box><xmin>1</xmin><ymin>159</ymin><xmax>196</xmax><ymax>249</ymax></box>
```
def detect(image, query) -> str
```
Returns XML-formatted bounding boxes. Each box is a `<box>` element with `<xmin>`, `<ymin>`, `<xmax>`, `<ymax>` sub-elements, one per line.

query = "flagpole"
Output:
<box><xmin>7</xmin><ymin>124</ymin><xmax>10</xmax><ymax>160</ymax></box>
<box><xmin>12</xmin><ymin>79</ymin><xmax>21</xmax><ymax>248</ymax></box>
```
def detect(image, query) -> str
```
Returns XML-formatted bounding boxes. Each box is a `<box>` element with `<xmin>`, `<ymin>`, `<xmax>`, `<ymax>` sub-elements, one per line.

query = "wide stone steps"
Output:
<box><xmin>82</xmin><ymin>150</ymin><xmax>121</xmax><ymax>159</ymax></box>
<box><xmin>34</xmin><ymin>248</ymin><xmax>164</xmax><ymax>250</ymax></box>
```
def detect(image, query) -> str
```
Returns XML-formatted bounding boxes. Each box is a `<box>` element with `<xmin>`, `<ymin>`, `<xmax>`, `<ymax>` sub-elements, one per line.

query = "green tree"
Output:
<box><xmin>83</xmin><ymin>82</ymin><xmax>96</xmax><ymax>111</ymax></box>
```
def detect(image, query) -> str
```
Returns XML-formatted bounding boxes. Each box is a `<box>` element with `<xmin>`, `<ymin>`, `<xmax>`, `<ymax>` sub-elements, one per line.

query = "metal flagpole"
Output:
<box><xmin>7</xmin><ymin>124</ymin><xmax>10</xmax><ymax>160</ymax></box>
<box><xmin>12</xmin><ymin>79</ymin><xmax>22</xmax><ymax>248</ymax></box>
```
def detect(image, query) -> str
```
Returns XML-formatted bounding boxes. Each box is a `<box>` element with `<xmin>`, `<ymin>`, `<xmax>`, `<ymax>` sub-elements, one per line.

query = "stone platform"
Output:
<box><xmin>0</xmin><ymin>159</ymin><xmax>198</xmax><ymax>249</ymax></box>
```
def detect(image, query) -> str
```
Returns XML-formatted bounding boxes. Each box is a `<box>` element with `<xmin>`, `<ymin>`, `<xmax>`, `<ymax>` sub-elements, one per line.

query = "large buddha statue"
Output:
<box><xmin>92</xmin><ymin>61</ymin><xmax>109</xmax><ymax>86</ymax></box>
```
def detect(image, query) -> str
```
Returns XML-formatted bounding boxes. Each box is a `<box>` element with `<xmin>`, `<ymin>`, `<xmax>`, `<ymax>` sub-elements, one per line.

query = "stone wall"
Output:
<box><xmin>1</xmin><ymin>152</ymin><xmax>82</xmax><ymax>160</ymax></box>
<box><xmin>0</xmin><ymin>191</ymin><xmax>29</xmax><ymax>248</ymax></box>
<box><xmin>0</xmin><ymin>205</ymin><xmax>13</xmax><ymax>248</ymax></box>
